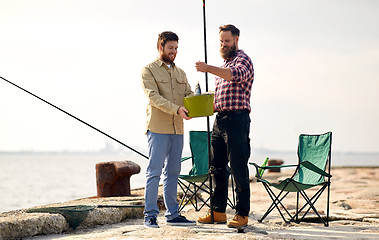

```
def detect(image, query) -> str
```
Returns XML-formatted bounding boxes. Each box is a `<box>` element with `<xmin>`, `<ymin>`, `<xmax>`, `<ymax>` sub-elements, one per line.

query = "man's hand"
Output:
<box><xmin>195</xmin><ymin>61</ymin><xmax>208</xmax><ymax>73</ymax></box>
<box><xmin>178</xmin><ymin>106</ymin><xmax>191</xmax><ymax>120</ymax></box>
<box><xmin>195</xmin><ymin>61</ymin><xmax>232</xmax><ymax>81</ymax></box>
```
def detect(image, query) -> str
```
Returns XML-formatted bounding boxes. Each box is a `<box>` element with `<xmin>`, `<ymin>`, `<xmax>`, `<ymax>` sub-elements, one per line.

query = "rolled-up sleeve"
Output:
<box><xmin>229</xmin><ymin>56</ymin><xmax>254</xmax><ymax>83</ymax></box>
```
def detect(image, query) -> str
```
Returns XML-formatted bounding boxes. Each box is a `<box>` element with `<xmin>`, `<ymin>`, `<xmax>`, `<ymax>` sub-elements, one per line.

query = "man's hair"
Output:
<box><xmin>157</xmin><ymin>31</ymin><xmax>179</xmax><ymax>50</ymax></box>
<box><xmin>219</xmin><ymin>24</ymin><xmax>240</xmax><ymax>37</ymax></box>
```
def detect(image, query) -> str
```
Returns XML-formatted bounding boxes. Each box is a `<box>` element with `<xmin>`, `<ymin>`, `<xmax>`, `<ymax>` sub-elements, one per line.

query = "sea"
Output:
<box><xmin>0</xmin><ymin>150</ymin><xmax>378</xmax><ymax>213</ymax></box>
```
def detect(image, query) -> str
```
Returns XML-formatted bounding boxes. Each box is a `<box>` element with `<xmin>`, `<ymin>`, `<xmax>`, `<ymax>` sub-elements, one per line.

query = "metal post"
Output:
<box><xmin>202</xmin><ymin>0</ymin><xmax>214</xmax><ymax>224</ymax></box>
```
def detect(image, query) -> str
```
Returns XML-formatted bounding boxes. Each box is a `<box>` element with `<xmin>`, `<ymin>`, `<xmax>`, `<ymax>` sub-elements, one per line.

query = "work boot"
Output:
<box><xmin>197</xmin><ymin>210</ymin><xmax>227</xmax><ymax>224</ymax></box>
<box><xmin>227</xmin><ymin>214</ymin><xmax>248</xmax><ymax>228</ymax></box>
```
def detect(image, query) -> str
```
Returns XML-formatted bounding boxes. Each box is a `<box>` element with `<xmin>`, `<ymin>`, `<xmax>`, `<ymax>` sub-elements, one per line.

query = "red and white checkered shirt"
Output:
<box><xmin>214</xmin><ymin>49</ymin><xmax>254</xmax><ymax>112</ymax></box>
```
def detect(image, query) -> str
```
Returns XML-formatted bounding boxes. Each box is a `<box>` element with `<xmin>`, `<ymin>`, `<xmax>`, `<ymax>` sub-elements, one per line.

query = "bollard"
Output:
<box><xmin>267</xmin><ymin>159</ymin><xmax>284</xmax><ymax>172</ymax></box>
<box><xmin>96</xmin><ymin>161</ymin><xmax>141</xmax><ymax>197</ymax></box>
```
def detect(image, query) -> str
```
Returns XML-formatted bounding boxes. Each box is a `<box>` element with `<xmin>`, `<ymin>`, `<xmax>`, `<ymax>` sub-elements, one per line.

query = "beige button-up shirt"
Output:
<box><xmin>141</xmin><ymin>58</ymin><xmax>193</xmax><ymax>135</ymax></box>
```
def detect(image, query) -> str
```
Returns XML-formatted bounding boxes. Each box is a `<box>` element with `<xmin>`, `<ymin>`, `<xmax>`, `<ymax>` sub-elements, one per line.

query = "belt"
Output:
<box><xmin>216</xmin><ymin>109</ymin><xmax>249</xmax><ymax>116</ymax></box>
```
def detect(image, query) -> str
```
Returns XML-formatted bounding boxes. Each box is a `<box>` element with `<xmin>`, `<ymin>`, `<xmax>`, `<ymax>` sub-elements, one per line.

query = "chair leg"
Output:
<box><xmin>326</xmin><ymin>180</ymin><xmax>331</xmax><ymax>227</ymax></box>
<box><xmin>299</xmin><ymin>189</ymin><xmax>327</xmax><ymax>226</ymax></box>
<box><xmin>178</xmin><ymin>181</ymin><xmax>198</xmax><ymax>212</ymax></box>
<box><xmin>178</xmin><ymin>180</ymin><xmax>196</xmax><ymax>212</ymax></box>
<box><xmin>296</xmin><ymin>191</ymin><xmax>299</xmax><ymax>223</ymax></box>
<box><xmin>291</xmin><ymin>184</ymin><xmax>328</xmax><ymax>226</ymax></box>
<box><xmin>178</xmin><ymin>179</ymin><xmax>211</xmax><ymax>212</ymax></box>
<box><xmin>192</xmin><ymin>183</ymin><xmax>211</xmax><ymax>211</ymax></box>
<box><xmin>191</xmin><ymin>184</ymin><xmax>202</xmax><ymax>210</ymax></box>
<box><xmin>260</xmin><ymin>182</ymin><xmax>293</xmax><ymax>223</ymax></box>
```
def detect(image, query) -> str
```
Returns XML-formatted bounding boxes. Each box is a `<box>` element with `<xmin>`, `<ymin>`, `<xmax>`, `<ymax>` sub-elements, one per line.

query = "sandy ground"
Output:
<box><xmin>26</xmin><ymin>167</ymin><xmax>379</xmax><ymax>240</ymax></box>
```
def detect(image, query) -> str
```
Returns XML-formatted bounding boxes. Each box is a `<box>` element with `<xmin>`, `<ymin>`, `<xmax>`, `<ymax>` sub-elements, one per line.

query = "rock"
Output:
<box><xmin>79</xmin><ymin>206</ymin><xmax>144</xmax><ymax>228</ymax></box>
<box><xmin>0</xmin><ymin>212</ymin><xmax>68</xmax><ymax>240</ymax></box>
<box><xmin>0</xmin><ymin>195</ymin><xmax>145</xmax><ymax>240</ymax></box>
<box><xmin>340</xmin><ymin>202</ymin><xmax>352</xmax><ymax>210</ymax></box>
<box><xmin>363</xmin><ymin>218</ymin><xmax>379</xmax><ymax>223</ymax></box>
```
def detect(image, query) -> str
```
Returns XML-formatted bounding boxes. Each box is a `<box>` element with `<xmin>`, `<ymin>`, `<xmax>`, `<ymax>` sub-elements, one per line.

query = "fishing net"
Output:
<box><xmin>26</xmin><ymin>205</ymin><xmax>96</xmax><ymax>229</ymax></box>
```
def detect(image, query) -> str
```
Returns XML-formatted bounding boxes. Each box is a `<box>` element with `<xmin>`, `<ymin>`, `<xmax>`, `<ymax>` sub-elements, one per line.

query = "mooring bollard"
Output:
<box><xmin>96</xmin><ymin>161</ymin><xmax>141</xmax><ymax>197</ymax></box>
<box><xmin>267</xmin><ymin>159</ymin><xmax>284</xmax><ymax>172</ymax></box>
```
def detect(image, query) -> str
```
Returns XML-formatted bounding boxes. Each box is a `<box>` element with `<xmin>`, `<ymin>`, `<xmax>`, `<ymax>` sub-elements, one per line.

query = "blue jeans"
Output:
<box><xmin>144</xmin><ymin>131</ymin><xmax>183</xmax><ymax>221</ymax></box>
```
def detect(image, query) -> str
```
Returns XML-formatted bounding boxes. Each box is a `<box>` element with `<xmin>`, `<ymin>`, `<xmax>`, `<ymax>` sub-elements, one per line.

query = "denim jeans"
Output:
<box><xmin>144</xmin><ymin>131</ymin><xmax>183</xmax><ymax>221</ymax></box>
<box><xmin>211</xmin><ymin>110</ymin><xmax>251</xmax><ymax>216</ymax></box>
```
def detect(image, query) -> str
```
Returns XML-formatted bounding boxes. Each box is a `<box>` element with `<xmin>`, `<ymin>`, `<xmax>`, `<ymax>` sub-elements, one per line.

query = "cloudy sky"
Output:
<box><xmin>1</xmin><ymin>0</ymin><xmax>378</xmax><ymax>154</ymax></box>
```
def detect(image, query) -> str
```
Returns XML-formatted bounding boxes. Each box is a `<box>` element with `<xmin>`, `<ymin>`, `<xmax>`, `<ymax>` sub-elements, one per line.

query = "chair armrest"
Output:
<box><xmin>250</xmin><ymin>157</ymin><xmax>269</xmax><ymax>178</ymax></box>
<box><xmin>181</xmin><ymin>156</ymin><xmax>192</xmax><ymax>162</ymax></box>
<box><xmin>249</xmin><ymin>162</ymin><xmax>298</xmax><ymax>178</ymax></box>
<box><xmin>249</xmin><ymin>162</ymin><xmax>262</xmax><ymax>178</ymax></box>
<box><xmin>250</xmin><ymin>163</ymin><xmax>298</xmax><ymax>169</ymax></box>
<box><xmin>260</xmin><ymin>164</ymin><xmax>298</xmax><ymax>169</ymax></box>
<box><xmin>300</xmin><ymin>161</ymin><xmax>332</xmax><ymax>178</ymax></box>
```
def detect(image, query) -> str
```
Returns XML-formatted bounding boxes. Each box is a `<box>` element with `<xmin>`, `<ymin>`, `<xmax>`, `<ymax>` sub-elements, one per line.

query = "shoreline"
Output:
<box><xmin>1</xmin><ymin>165</ymin><xmax>378</xmax><ymax>214</ymax></box>
<box><xmin>1</xmin><ymin>167</ymin><xmax>378</xmax><ymax>239</ymax></box>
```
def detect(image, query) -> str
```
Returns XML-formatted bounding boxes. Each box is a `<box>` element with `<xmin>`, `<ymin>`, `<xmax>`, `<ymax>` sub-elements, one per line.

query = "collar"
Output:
<box><xmin>155</xmin><ymin>57</ymin><xmax>175</xmax><ymax>68</ymax></box>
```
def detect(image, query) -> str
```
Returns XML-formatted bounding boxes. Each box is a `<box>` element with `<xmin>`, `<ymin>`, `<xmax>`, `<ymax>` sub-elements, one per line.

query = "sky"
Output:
<box><xmin>1</xmin><ymin>0</ymin><xmax>379</xmax><ymax>155</ymax></box>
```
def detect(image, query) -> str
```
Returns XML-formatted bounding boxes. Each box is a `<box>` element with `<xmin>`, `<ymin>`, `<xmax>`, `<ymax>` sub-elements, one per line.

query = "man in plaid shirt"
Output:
<box><xmin>195</xmin><ymin>24</ymin><xmax>254</xmax><ymax>228</ymax></box>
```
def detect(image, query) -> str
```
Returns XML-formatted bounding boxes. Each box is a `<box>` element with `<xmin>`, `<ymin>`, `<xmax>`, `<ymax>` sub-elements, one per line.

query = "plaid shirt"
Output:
<box><xmin>214</xmin><ymin>49</ymin><xmax>254</xmax><ymax>112</ymax></box>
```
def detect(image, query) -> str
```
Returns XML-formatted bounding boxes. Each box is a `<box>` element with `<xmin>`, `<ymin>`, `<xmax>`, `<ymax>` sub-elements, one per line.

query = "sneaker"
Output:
<box><xmin>166</xmin><ymin>215</ymin><xmax>196</xmax><ymax>226</ymax></box>
<box><xmin>227</xmin><ymin>214</ymin><xmax>248</xmax><ymax>228</ymax></box>
<box><xmin>197</xmin><ymin>210</ymin><xmax>227</xmax><ymax>224</ymax></box>
<box><xmin>144</xmin><ymin>217</ymin><xmax>159</xmax><ymax>228</ymax></box>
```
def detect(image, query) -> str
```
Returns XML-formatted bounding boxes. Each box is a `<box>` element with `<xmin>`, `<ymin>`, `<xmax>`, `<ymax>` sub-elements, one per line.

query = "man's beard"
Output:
<box><xmin>161</xmin><ymin>52</ymin><xmax>175</xmax><ymax>64</ymax></box>
<box><xmin>220</xmin><ymin>43</ymin><xmax>236</xmax><ymax>60</ymax></box>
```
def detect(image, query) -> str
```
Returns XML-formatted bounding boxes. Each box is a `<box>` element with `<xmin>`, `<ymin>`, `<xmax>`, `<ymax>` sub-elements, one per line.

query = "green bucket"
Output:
<box><xmin>183</xmin><ymin>93</ymin><xmax>214</xmax><ymax>118</ymax></box>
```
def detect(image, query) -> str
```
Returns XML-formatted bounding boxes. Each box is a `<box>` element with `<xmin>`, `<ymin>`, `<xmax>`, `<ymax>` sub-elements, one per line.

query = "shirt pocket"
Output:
<box><xmin>175</xmin><ymin>77</ymin><xmax>186</xmax><ymax>95</ymax></box>
<box><xmin>155</xmin><ymin>77</ymin><xmax>170</xmax><ymax>94</ymax></box>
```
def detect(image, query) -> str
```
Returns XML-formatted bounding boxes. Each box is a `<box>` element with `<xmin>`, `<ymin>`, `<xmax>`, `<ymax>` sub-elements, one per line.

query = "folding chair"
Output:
<box><xmin>178</xmin><ymin>131</ymin><xmax>235</xmax><ymax>213</ymax></box>
<box><xmin>251</xmin><ymin>132</ymin><xmax>332</xmax><ymax>226</ymax></box>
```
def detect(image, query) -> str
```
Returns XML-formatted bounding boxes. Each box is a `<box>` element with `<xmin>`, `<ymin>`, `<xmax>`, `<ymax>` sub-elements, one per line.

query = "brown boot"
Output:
<box><xmin>227</xmin><ymin>214</ymin><xmax>248</xmax><ymax>228</ymax></box>
<box><xmin>197</xmin><ymin>210</ymin><xmax>227</xmax><ymax>224</ymax></box>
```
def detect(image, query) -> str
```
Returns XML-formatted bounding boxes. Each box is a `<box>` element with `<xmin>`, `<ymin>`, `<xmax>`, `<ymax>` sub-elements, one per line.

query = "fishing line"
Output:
<box><xmin>0</xmin><ymin>75</ymin><xmax>149</xmax><ymax>159</ymax></box>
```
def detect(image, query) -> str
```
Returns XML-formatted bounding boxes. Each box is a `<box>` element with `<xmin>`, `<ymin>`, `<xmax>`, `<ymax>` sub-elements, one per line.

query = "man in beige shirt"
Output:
<box><xmin>141</xmin><ymin>31</ymin><xmax>194</xmax><ymax>228</ymax></box>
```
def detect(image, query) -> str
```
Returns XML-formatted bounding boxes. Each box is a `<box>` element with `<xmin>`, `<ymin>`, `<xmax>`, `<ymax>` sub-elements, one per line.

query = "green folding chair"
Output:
<box><xmin>178</xmin><ymin>131</ymin><xmax>235</xmax><ymax>212</ymax></box>
<box><xmin>250</xmin><ymin>132</ymin><xmax>332</xmax><ymax>226</ymax></box>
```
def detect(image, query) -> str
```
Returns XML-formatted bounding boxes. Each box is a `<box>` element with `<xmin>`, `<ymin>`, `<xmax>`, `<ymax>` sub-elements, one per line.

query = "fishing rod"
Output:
<box><xmin>0</xmin><ymin>75</ymin><xmax>149</xmax><ymax>160</ymax></box>
<box><xmin>202</xmin><ymin>0</ymin><xmax>215</xmax><ymax>223</ymax></box>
